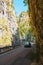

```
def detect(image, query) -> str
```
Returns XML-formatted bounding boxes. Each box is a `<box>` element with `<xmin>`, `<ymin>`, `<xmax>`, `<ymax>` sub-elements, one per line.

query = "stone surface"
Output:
<box><xmin>0</xmin><ymin>0</ymin><xmax>18</xmax><ymax>47</ymax></box>
<box><xmin>29</xmin><ymin>0</ymin><xmax>43</xmax><ymax>64</ymax></box>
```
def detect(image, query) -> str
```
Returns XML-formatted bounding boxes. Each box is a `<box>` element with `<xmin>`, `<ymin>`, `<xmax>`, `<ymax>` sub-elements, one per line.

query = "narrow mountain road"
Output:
<box><xmin>0</xmin><ymin>45</ymin><xmax>35</xmax><ymax>65</ymax></box>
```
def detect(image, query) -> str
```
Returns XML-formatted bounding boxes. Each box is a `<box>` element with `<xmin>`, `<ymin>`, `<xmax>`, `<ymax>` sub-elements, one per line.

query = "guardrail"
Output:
<box><xmin>0</xmin><ymin>45</ymin><xmax>21</xmax><ymax>54</ymax></box>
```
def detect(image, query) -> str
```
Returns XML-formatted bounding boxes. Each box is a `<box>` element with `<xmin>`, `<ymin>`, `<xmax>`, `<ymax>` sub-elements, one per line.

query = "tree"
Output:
<box><xmin>26</xmin><ymin>28</ymin><xmax>35</xmax><ymax>42</ymax></box>
<box><xmin>23</xmin><ymin>0</ymin><xmax>28</xmax><ymax>6</ymax></box>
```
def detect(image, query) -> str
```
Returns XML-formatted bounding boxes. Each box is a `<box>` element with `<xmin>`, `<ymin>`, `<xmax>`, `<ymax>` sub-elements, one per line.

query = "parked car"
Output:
<box><xmin>24</xmin><ymin>42</ymin><xmax>31</xmax><ymax>48</ymax></box>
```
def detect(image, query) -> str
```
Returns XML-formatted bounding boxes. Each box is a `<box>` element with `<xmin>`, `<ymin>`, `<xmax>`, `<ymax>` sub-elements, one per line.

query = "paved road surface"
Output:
<box><xmin>0</xmin><ymin>45</ymin><xmax>33</xmax><ymax>65</ymax></box>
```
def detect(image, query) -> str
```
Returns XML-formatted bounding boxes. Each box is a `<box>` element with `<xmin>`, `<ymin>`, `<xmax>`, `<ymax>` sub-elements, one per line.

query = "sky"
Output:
<box><xmin>14</xmin><ymin>0</ymin><xmax>28</xmax><ymax>16</ymax></box>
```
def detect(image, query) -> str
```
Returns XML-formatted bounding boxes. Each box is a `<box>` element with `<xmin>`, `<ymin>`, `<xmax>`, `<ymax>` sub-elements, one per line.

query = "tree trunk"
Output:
<box><xmin>28</xmin><ymin>0</ymin><xmax>43</xmax><ymax>64</ymax></box>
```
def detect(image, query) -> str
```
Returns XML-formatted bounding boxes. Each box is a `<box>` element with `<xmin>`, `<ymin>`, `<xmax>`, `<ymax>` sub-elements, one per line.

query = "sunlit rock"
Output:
<box><xmin>0</xmin><ymin>0</ymin><xmax>18</xmax><ymax>47</ymax></box>
<box><xmin>0</xmin><ymin>18</ymin><xmax>12</xmax><ymax>48</ymax></box>
<box><xmin>18</xmin><ymin>12</ymin><xmax>30</xmax><ymax>39</ymax></box>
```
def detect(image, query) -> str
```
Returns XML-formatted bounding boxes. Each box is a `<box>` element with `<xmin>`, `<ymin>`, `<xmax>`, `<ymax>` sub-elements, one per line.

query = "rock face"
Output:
<box><xmin>29</xmin><ymin>0</ymin><xmax>43</xmax><ymax>64</ymax></box>
<box><xmin>18</xmin><ymin>12</ymin><xmax>30</xmax><ymax>39</ymax></box>
<box><xmin>0</xmin><ymin>0</ymin><xmax>18</xmax><ymax>47</ymax></box>
<box><xmin>0</xmin><ymin>18</ymin><xmax>12</xmax><ymax>48</ymax></box>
